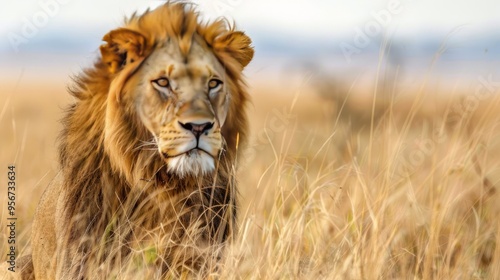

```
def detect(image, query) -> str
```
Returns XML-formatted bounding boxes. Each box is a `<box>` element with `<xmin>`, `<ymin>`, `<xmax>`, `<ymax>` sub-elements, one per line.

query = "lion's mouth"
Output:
<box><xmin>163</xmin><ymin>147</ymin><xmax>217</xmax><ymax>176</ymax></box>
<box><xmin>185</xmin><ymin>148</ymin><xmax>213</xmax><ymax>157</ymax></box>
<box><xmin>161</xmin><ymin>147</ymin><xmax>213</xmax><ymax>159</ymax></box>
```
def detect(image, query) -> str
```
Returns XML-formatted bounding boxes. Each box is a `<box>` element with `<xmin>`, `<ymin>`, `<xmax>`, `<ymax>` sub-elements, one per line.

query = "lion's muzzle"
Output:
<box><xmin>159</xmin><ymin>98</ymin><xmax>223</xmax><ymax>176</ymax></box>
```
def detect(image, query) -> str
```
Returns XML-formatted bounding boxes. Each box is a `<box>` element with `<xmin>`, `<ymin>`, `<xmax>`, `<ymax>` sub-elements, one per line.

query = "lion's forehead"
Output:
<box><xmin>146</xmin><ymin>40</ymin><xmax>221</xmax><ymax>80</ymax></box>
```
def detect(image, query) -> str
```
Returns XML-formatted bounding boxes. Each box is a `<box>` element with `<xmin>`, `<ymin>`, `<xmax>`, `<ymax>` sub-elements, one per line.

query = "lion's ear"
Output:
<box><xmin>213</xmin><ymin>31</ymin><xmax>254</xmax><ymax>68</ymax></box>
<box><xmin>100</xmin><ymin>28</ymin><xmax>148</xmax><ymax>74</ymax></box>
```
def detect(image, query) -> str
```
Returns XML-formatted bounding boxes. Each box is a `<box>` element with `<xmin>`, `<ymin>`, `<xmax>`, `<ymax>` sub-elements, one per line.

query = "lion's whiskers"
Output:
<box><xmin>134</xmin><ymin>139</ymin><xmax>158</xmax><ymax>152</ymax></box>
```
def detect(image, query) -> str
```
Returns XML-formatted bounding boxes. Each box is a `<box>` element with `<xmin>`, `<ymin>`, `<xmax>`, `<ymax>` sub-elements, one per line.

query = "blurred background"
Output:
<box><xmin>1</xmin><ymin>0</ymin><xmax>499</xmax><ymax>89</ymax></box>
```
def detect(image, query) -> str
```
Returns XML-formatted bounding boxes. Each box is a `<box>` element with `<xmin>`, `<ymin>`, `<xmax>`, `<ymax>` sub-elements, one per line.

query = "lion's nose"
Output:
<box><xmin>178</xmin><ymin>121</ymin><xmax>214</xmax><ymax>138</ymax></box>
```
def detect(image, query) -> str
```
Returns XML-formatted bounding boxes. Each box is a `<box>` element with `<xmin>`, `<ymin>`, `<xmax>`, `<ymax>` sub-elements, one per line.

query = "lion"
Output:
<box><xmin>17</xmin><ymin>3</ymin><xmax>253</xmax><ymax>279</ymax></box>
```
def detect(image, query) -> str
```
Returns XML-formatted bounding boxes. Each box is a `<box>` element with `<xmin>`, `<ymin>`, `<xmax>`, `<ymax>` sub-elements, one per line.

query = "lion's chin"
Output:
<box><xmin>165</xmin><ymin>149</ymin><xmax>215</xmax><ymax>177</ymax></box>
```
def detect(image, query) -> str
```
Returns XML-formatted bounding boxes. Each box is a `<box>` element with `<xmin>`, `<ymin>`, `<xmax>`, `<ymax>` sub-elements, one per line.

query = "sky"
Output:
<box><xmin>1</xmin><ymin>0</ymin><xmax>499</xmax><ymax>35</ymax></box>
<box><xmin>0</xmin><ymin>0</ymin><xmax>499</xmax><ymax>84</ymax></box>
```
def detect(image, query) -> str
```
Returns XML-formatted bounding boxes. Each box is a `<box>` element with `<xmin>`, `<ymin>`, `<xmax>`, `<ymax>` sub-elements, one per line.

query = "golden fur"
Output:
<box><xmin>20</xmin><ymin>3</ymin><xmax>253</xmax><ymax>279</ymax></box>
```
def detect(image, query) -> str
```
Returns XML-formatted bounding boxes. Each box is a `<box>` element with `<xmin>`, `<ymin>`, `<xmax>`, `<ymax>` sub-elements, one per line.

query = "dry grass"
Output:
<box><xmin>1</xmin><ymin>75</ymin><xmax>500</xmax><ymax>279</ymax></box>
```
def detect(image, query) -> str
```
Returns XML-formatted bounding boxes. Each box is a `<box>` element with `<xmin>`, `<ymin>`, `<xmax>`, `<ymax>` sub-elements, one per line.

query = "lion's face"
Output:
<box><xmin>130</xmin><ymin>39</ymin><xmax>229</xmax><ymax>177</ymax></box>
<box><xmin>100</xmin><ymin>6</ymin><xmax>253</xmax><ymax>182</ymax></box>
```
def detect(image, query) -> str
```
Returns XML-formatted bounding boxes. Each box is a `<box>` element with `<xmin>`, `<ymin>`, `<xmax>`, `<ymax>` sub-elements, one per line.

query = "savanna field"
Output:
<box><xmin>1</xmin><ymin>72</ymin><xmax>500</xmax><ymax>279</ymax></box>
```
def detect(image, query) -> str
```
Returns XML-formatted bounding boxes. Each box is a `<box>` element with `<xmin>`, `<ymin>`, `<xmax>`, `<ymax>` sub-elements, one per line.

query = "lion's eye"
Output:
<box><xmin>208</xmin><ymin>79</ymin><xmax>223</xmax><ymax>91</ymax></box>
<box><xmin>153</xmin><ymin>78</ymin><xmax>170</xmax><ymax>88</ymax></box>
